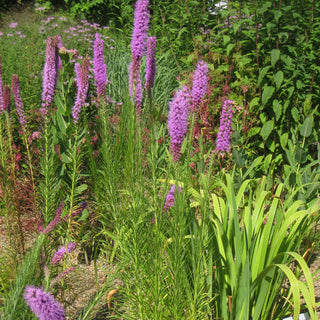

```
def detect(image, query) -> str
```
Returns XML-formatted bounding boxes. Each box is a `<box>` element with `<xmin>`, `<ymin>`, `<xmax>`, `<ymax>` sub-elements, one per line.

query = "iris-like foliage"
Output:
<box><xmin>216</xmin><ymin>99</ymin><xmax>234</xmax><ymax>153</ymax></box>
<box><xmin>168</xmin><ymin>86</ymin><xmax>191</xmax><ymax>162</ymax></box>
<box><xmin>191</xmin><ymin>60</ymin><xmax>209</xmax><ymax>111</ymax></box>
<box><xmin>41</xmin><ymin>35</ymin><xmax>60</xmax><ymax>118</ymax></box>
<box><xmin>145</xmin><ymin>36</ymin><xmax>157</xmax><ymax>92</ymax></box>
<box><xmin>24</xmin><ymin>285</ymin><xmax>65</xmax><ymax>320</ymax></box>
<box><xmin>93</xmin><ymin>33</ymin><xmax>108</xmax><ymax>101</ymax></box>
<box><xmin>11</xmin><ymin>74</ymin><xmax>27</xmax><ymax>132</ymax></box>
<box><xmin>72</xmin><ymin>57</ymin><xmax>90</xmax><ymax>123</ymax></box>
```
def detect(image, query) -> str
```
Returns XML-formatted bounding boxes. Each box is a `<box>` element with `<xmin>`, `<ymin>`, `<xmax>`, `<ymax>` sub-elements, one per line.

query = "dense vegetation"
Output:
<box><xmin>0</xmin><ymin>1</ymin><xmax>320</xmax><ymax>319</ymax></box>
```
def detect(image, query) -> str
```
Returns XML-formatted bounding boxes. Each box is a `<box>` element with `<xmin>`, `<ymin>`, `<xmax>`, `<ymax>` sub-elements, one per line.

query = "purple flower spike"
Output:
<box><xmin>163</xmin><ymin>185</ymin><xmax>182</xmax><ymax>212</ymax></box>
<box><xmin>145</xmin><ymin>36</ymin><xmax>156</xmax><ymax>92</ymax></box>
<box><xmin>93</xmin><ymin>33</ymin><xmax>108</xmax><ymax>101</ymax></box>
<box><xmin>131</xmin><ymin>0</ymin><xmax>150</xmax><ymax>61</ymax></box>
<box><xmin>0</xmin><ymin>55</ymin><xmax>3</xmax><ymax>113</ymax></box>
<box><xmin>41</xmin><ymin>36</ymin><xmax>60</xmax><ymax>118</ymax></box>
<box><xmin>11</xmin><ymin>74</ymin><xmax>27</xmax><ymax>132</ymax></box>
<box><xmin>41</xmin><ymin>200</ymin><xmax>65</xmax><ymax>235</ymax></box>
<box><xmin>216</xmin><ymin>99</ymin><xmax>234</xmax><ymax>153</ymax></box>
<box><xmin>24</xmin><ymin>285</ymin><xmax>65</xmax><ymax>320</ymax></box>
<box><xmin>51</xmin><ymin>242</ymin><xmax>76</xmax><ymax>265</ymax></box>
<box><xmin>129</xmin><ymin>0</ymin><xmax>150</xmax><ymax>115</ymax></box>
<box><xmin>192</xmin><ymin>60</ymin><xmax>209</xmax><ymax>111</ymax></box>
<box><xmin>3</xmin><ymin>84</ymin><xmax>11</xmax><ymax>113</ymax></box>
<box><xmin>72</xmin><ymin>57</ymin><xmax>90</xmax><ymax>123</ymax></box>
<box><xmin>168</xmin><ymin>86</ymin><xmax>191</xmax><ymax>162</ymax></box>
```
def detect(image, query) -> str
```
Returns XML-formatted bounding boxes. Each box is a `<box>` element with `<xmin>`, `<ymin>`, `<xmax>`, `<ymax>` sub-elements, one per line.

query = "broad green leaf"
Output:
<box><xmin>288</xmin><ymin>86</ymin><xmax>295</xmax><ymax>98</ymax></box>
<box><xmin>265</xmin><ymin>137</ymin><xmax>275</xmax><ymax>152</ymax></box>
<box><xmin>260</xmin><ymin>120</ymin><xmax>274</xmax><ymax>141</ymax></box>
<box><xmin>272</xmin><ymin>99</ymin><xmax>282</xmax><ymax>121</ymax></box>
<box><xmin>258</xmin><ymin>66</ymin><xmax>271</xmax><ymax>85</ymax></box>
<box><xmin>295</xmin><ymin>146</ymin><xmax>307</xmax><ymax>164</ymax></box>
<box><xmin>274</xmin><ymin>70</ymin><xmax>283</xmax><ymax>90</ymax></box>
<box><xmin>291</xmin><ymin>107</ymin><xmax>300</xmax><ymax>123</ymax></box>
<box><xmin>280</xmin><ymin>132</ymin><xmax>288</xmax><ymax>150</ymax></box>
<box><xmin>300</xmin><ymin>115</ymin><xmax>313</xmax><ymax>138</ymax></box>
<box><xmin>271</xmin><ymin>49</ymin><xmax>280</xmax><ymax>68</ymax></box>
<box><xmin>262</xmin><ymin>86</ymin><xmax>274</xmax><ymax>105</ymax></box>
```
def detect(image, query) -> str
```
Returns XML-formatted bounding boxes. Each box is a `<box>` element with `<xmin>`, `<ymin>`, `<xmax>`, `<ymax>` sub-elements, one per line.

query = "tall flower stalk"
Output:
<box><xmin>216</xmin><ymin>99</ymin><xmax>234</xmax><ymax>153</ymax></box>
<box><xmin>145</xmin><ymin>36</ymin><xmax>157</xmax><ymax>99</ymax></box>
<box><xmin>129</xmin><ymin>0</ymin><xmax>150</xmax><ymax>117</ymax></box>
<box><xmin>41</xmin><ymin>35</ymin><xmax>60</xmax><ymax>119</ymax></box>
<box><xmin>72</xmin><ymin>57</ymin><xmax>90</xmax><ymax>124</ymax></box>
<box><xmin>3</xmin><ymin>84</ymin><xmax>11</xmax><ymax>112</ymax></box>
<box><xmin>168</xmin><ymin>86</ymin><xmax>191</xmax><ymax>162</ymax></box>
<box><xmin>93</xmin><ymin>33</ymin><xmax>108</xmax><ymax>102</ymax></box>
<box><xmin>191</xmin><ymin>60</ymin><xmax>209</xmax><ymax>112</ymax></box>
<box><xmin>11</xmin><ymin>74</ymin><xmax>27</xmax><ymax>132</ymax></box>
<box><xmin>0</xmin><ymin>55</ymin><xmax>3</xmax><ymax>113</ymax></box>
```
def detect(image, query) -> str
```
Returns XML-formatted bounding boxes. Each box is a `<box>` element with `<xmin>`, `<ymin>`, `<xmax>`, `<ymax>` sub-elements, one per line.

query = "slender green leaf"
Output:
<box><xmin>57</xmin><ymin>112</ymin><xmax>68</xmax><ymax>135</ymax></box>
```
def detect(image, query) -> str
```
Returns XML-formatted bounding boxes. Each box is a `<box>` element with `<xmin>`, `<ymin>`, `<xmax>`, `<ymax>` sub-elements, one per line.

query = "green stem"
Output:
<box><xmin>66</xmin><ymin>126</ymin><xmax>80</xmax><ymax>242</ymax></box>
<box><xmin>43</xmin><ymin>118</ymin><xmax>50</xmax><ymax>225</ymax></box>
